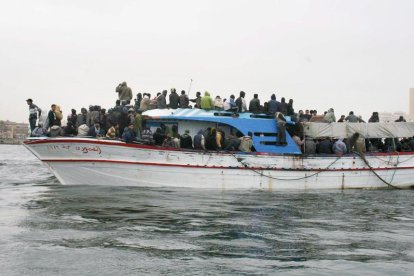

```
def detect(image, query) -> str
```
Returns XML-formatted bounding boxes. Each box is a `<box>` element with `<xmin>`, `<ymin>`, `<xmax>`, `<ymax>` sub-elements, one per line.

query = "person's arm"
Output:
<box><xmin>201</xmin><ymin>135</ymin><xmax>205</xmax><ymax>150</ymax></box>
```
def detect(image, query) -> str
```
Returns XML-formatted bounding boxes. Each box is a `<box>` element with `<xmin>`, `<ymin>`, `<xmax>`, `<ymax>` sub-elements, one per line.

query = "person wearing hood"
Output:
<box><xmin>200</xmin><ymin>91</ymin><xmax>214</xmax><ymax>110</ymax></box>
<box><xmin>368</xmin><ymin>112</ymin><xmax>379</xmax><ymax>122</ymax></box>
<box><xmin>267</xmin><ymin>94</ymin><xmax>279</xmax><ymax>115</ymax></box>
<box><xmin>332</xmin><ymin>138</ymin><xmax>347</xmax><ymax>156</ymax></box>
<box><xmin>180</xmin><ymin>130</ymin><xmax>193</xmax><ymax>149</ymax></box>
<box><xmin>169</xmin><ymin>88</ymin><xmax>180</xmax><ymax>109</ymax></box>
<box><xmin>193</xmin><ymin>129</ymin><xmax>206</xmax><ymax>150</ymax></box>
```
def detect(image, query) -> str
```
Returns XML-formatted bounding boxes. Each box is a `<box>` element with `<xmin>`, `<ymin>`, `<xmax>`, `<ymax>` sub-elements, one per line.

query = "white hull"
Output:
<box><xmin>24</xmin><ymin>138</ymin><xmax>414</xmax><ymax>190</ymax></box>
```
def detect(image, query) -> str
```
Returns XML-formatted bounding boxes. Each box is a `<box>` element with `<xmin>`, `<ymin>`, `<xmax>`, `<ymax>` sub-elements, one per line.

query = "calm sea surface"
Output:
<box><xmin>0</xmin><ymin>145</ymin><xmax>413</xmax><ymax>275</ymax></box>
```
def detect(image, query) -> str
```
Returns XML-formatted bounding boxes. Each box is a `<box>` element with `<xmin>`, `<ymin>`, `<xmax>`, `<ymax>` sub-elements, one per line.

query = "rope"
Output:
<box><xmin>232</xmin><ymin>154</ymin><xmax>341</xmax><ymax>181</ymax></box>
<box><xmin>353</xmin><ymin>151</ymin><xmax>401</xmax><ymax>189</ymax></box>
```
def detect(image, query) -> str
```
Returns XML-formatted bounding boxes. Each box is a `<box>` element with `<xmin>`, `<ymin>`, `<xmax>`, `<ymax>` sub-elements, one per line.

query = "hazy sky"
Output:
<box><xmin>1</xmin><ymin>0</ymin><xmax>414</xmax><ymax>123</ymax></box>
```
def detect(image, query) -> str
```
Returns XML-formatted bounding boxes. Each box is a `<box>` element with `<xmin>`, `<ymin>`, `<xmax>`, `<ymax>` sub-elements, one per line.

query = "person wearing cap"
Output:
<box><xmin>26</xmin><ymin>99</ymin><xmax>42</xmax><ymax>134</ymax></box>
<box><xmin>180</xmin><ymin>129</ymin><xmax>193</xmax><ymax>149</ymax></box>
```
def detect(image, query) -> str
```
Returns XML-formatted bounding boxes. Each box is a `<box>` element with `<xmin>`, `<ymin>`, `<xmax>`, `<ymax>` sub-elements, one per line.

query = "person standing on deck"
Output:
<box><xmin>26</xmin><ymin>99</ymin><xmax>42</xmax><ymax>134</ymax></box>
<box><xmin>275</xmin><ymin>112</ymin><xmax>287</xmax><ymax>146</ymax></box>
<box><xmin>115</xmin><ymin>81</ymin><xmax>133</xmax><ymax>102</ymax></box>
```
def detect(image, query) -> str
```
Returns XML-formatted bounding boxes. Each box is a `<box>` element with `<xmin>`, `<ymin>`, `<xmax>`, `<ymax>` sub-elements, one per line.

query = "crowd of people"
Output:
<box><xmin>26</xmin><ymin>82</ymin><xmax>413</xmax><ymax>154</ymax></box>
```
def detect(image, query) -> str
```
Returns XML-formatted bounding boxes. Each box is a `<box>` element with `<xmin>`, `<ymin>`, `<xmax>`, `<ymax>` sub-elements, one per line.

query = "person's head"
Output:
<box><xmin>373</xmin><ymin>111</ymin><xmax>378</xmax><ymax>116</ymax></box>
<box><xmin>128</xmin><ymin>123</ymin><xmax>134</xmax><ymax>129</ymax></box>
<box><xmin>340</xmin><ymin>115</ymin><xmax>345</xmax><ymax>119</ymax></box>
<box><xmin>289</xmin><ymin>99</ymin><xmax>293</xmax><ymax>104</ymax></box>
<box><xmin>81</xmin><ymin>107</ymin><xmax>87</xmax><ymax>114</ymax></box>
<box><xmin>271</xmin><ymin>94</ymin><xmax>276</xmax><ymax>100</ymax></box>
<box><xmin>71</xmin><ymin>109</ymin><xmax>76</xmax><ymax>115</ymax></box>
<box><xmin>51</xmin><ymin>104</ymin><xmax>56</xmax><ymax>111</ymax></box>
<box><xmin>101</xmin><ymin>108</ymin><xmax>106</xmax><ymax>114</ymax></box>
<box><xmin>204</xmin><ymin>91</ymin><xmax>210</xmax><ymax>96</ymax></box>
<box><xmin>196</xmin><ymin>91</ymin><xmax>201</xmax><ymax>97</ymax></box>
<box><xmin>329</xmin><ymin>108</ymin><xmax>334</xmax><ymax>113</ymax></box>
<box><xmin>95</xmin><ymin>122</ymin><xmax>100</xmax><ymax>129</ymax></box>
<box><xmin>113</xmin><ymin>123</ymin><xmax>119</xmax><ymax>129</ymax></box>
<box><xmin>299</xmin><ymin>110</ymin><xmax>304</xmax><ymax>115</ymax></box>
<box><xmin>121</xmin><ymin>100</ymin><xmax>126</xmax><ymax>106</ymax></box>
<box><xmin>185</xmin><ymin>129</ymin><xmax>190</xmax><ymax>135</ymax></box>
<box><xmin>26</xmin><ymin>99</ymin><xmax>33</xmax><ymax>105</ymax></box>
<box><xmin>240</xmin><ymin>91</ymin><xmax>245</xmax><ymax>98</ymax></box>
<box><xmin>171</xmin><ymin>88</ymin><xmax>176</xmax><ymax>93</ymax></box>
<box><xmin>122</xmin><ymin>81</ymin><xmax>127</xmax><ymax>86</ymax></box>
<box><xmin>162</xmin><ymin>90</ymin><xmax>167</xmax><ymax>96</ymax></box>
<box><xmin>115</xmin><ymin>100</ymin><xmax>120</xmax><ymax>106</ymax></box>
<box><xmin>215</xmin><ymin>95</ymin><xmax>221</xmax><ymax>99</ymax></box>
<box><xmin>137</xmin><ymin>93</ymin><xmax>142</xmax><ymax>99</ymax></box>
<box><xmin>254</xmin><ymin>94</ymin><xmax>258</xmax><ymax>99</ymax></box>
<box><xmin>128</xmin><ymin>108</ymin><xmax>134</xmax><ymax>113</ymax></box>
<box><xmin>181</xmin><ymin>90</ymin><xmax>185</xmax><ymax>95</ymax></box>
<box><xmin>349</xmin><ymin>111</ymin><xmax>354</xmax><ymax>115</ymax></box>
<box><xmin>281</xmin><ymin>97</ymin><xmax>285</xmax><ymax>103</ymax></box>
<box><xmin>305</xmin><ymin>110</ymin><xmax>310</xmax><ymax>114</ymax></box>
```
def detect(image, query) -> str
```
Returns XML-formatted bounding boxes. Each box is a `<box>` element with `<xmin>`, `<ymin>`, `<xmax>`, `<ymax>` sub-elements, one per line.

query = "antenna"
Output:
<box><xmin>187</xmin><ymin>79</ymin><xmax>193</xmax><ymax>98</ymax></box>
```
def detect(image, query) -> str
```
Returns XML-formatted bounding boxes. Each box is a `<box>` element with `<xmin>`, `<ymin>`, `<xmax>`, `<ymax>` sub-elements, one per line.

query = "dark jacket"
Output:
<box><xmin>180</xmin><ymin>134</ymin><xmax>193</xmax><ymax>149</ymax></box>
<box><xmin>249</xmin><ymin>98</ymin><xmax>261</xmax><ymax>113</ymax></box>
<box><xmin>267</xmin><ymin>100</ymin><xmax>279</xmax><ymax>114</ymax></box>
<box><xmin>235</xmin><ymin>97</ymin><xmax>243</xmax><ymax>113</ymax></box>
<box><xmin>179</xmin><ymin>95</ymin><xmax>189</xmax><ymax>108</ymax></box>
<box><xmin>122</xmin><ymin>127</ymin><xmax>136</xmax><ymax>143</ymax></box>
<box><xmin>88</xmin><ymin>126</ymin><xmax>104</xmax><ymax>137</ymax></box>
<box><xmin>157</xmin><ymin>94</ymin><xmax>167</xmax><ymax>109</ymax></box>
<box><xmin>317</xmin><ymin>140</ymin><xmax>333</xmax><ymax>154</ymax></box>
<box><xmin>48</xmin><ymin>110</ymin><xmax>59</xmax><ymax>127</ymax></box>
<box><xmin>169</xmin><ymin>92</ymin><xmax>180</xmax><ymax>109</ymax></box>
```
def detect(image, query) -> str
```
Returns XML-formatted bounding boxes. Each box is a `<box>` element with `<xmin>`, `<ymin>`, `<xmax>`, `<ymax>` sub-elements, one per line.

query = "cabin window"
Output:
<box><xmin>213</xmin><ymin>112</ymin><xmax>239</xmax><ymax>117</ymax></box>
<box><xmin>253</xmin><ymin>132</ymin><xmax>277</xmax><ymax>137</ymax></box>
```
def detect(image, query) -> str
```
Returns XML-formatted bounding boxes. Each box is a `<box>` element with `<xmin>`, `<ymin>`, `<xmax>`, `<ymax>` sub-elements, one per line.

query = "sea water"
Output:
<box><xmin>0</xmin><ymin>145</ymin><xmax>413</xmax><ymax>275</ymax></box>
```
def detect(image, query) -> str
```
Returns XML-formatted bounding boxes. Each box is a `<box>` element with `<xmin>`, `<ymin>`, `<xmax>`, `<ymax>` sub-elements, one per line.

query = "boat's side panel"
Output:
<box><xmin>44</xmin><ymin>160</ymin><xmax>414</xmax><ymax>190</ymax></box>
<box><xmin>24</xmin><ymin>138</ymin><xmax>414</xmax><ymax>190</ymax></box>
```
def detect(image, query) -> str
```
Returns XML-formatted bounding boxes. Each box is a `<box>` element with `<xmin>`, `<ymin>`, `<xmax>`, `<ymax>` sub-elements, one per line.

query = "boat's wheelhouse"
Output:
<box><xmin>143</xmin><ymin>108</ymin><xmax>302</xmax><ymax>154</ymax></box>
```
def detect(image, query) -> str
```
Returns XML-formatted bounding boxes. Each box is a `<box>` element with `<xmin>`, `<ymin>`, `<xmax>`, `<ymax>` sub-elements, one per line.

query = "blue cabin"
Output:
<box><xmin>144</xmin><ymin>108</ymin><xmax>302</xmax><ymax>155</ymax></box>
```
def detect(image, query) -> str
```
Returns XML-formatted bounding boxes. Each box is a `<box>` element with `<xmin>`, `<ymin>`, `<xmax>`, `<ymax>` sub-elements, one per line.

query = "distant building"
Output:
<box><xmin>0</xmin><ymin>120</ymin><xmax>29</xmax><ymax>144</ymax></box>
<box><xmin>378</xmin><ymin>111</ymin><xmax>408</xmax><ymax>123</ymax></box>
<box><xmin>409</xmin><ymin>88</ymin><xmax>414</xmax><ymax>121</ymax></box>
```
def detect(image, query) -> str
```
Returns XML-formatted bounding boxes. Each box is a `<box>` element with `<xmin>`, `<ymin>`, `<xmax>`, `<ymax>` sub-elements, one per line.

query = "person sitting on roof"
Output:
<box><xmin>179</xmin><ymin>90</ymin><xmax>189</xmax><ymax>108</ymax></box>
<box><xmin>169</xmin><ymin>88</ymin><xmax>180</xmax><ymax>109</ymax></box>
<box><xmin>368</xmin><ymin>112</ymin><xmax>379</xmax><ymax>122</ymax></box>
<box><xmin>190</xmin><ymin>91</ymin><xmax>202</xmax><ymax>108</ymax></box>
<box><xmin>214</xmin><ymin>95</ymin><xmax>224</xmax><ymax>110</ymax></box>
<box><xmin>157</xmin><ymin>90</ymin><xmax>167</xmax><ymax>109</ymax></box>
<box><xmin>249</xmin><ymin>94</ymin><xmax>261</xmax><ymax>113</ymax></box>
<box><xmin>267</xmin><ymin>94</ymin><xmax>279</xmax><ymax>115</ymax></box>
<box><xmin>228</xmin><ymin>95</ymin><xmax>238</xmax><ymax>112</ymax></box>
<box><xmin>140</xmin><ymin>93</ymin><xmax>151</xmax><ymax>111</ymax></box>
<box><xmin>337</xmin><ymin>115</ymin><xmax>346</xmax><ymax>122</ymax></box>
<box><xmin>345</xmin><ymin>111</ymin><xmax>364</xmax><ymax>122</ymax></box>
<box><xmin>235</xmin><ymin>91</ymin><xmax>247</xmax><ymax>112</ymax></box>
<box><xmin>180</xmin><ymin>130</ymin><xmax>193</xmax><ymax>149</ymax></box>
<box><xmin>200</xmin><ymin>91</ymin><xmax>214</xmax><ymax>110</ymax></box>
<box><xmin>277</xmin><ymin>97</ymin><xmax>288</xmax><ymax>115</ymax></box>
<box><xmin>193</xmin><ymin>129</ymin><xmax>206</xmax><ymax>150</ymax></box>
<box><xmin>287</xmin><ymin>99</ymin><xmax>295</xmax><ymax>116</ymax></box>
<box><xmin>324</xmin><ymin>108</ymin><xmax>336</xmax><ymax>123</ymax></box>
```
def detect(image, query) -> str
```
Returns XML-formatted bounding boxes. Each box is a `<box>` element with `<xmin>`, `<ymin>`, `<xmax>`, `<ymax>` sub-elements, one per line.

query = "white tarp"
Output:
<box><xmin>303</xmin><ymin>122</ymin><xmax>414</xmax><ymax>138</ymax></box>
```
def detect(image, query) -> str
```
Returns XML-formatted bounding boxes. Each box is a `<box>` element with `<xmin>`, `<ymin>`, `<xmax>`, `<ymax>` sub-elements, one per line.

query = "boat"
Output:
<box><xmin>23</xmin><ymin>108</ymin><xmax>414</xmax><ymax>190</ymax></box>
